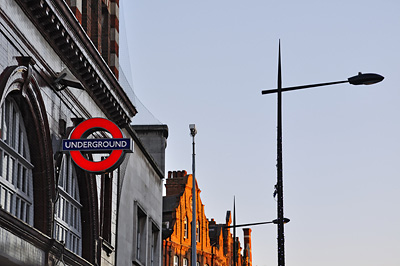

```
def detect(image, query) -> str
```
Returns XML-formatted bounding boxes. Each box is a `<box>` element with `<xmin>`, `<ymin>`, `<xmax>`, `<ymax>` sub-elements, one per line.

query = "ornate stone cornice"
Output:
<box><xmin>15</xmin><ymin>0</ymin><xmax>137</xmax><ymax>127</ymax></box>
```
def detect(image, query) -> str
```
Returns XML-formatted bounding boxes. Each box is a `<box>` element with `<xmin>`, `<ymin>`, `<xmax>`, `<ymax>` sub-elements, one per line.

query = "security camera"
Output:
<box><xmin>189</xmin><ymin>124</ymin><xmax>197</xmax><ymax>136</ymax></box>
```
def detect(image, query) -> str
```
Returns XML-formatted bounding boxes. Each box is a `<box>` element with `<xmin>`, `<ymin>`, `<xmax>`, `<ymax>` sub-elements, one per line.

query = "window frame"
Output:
<box><xmin>196</xmin><ymin>220</ymin><xmax>200</xmax><ymax>242</ymax></box>
<box><xmin>0</xmin><ymin>97</ymin><xmax>34</xmax><ymax>225</ymax></box>
<box><xmin>184</xmin><ymin>216</ymin><xmax>188</xmax><ymax>239</ymax></box>
<box><xmin>135</xmin><ymin>203</ymin><xmax>147</xmax><ymax>263</ymax></box>
<box><xmin>149</xmin><ymin>221</ymin><xmax>160</xmax><ymax>266</ymax></box>
<box><xmin>173</xmin><ymin>255</ymin><xmax>179</xmax><ymax>266</ymax></box>
<box><xmin>54</xmin><ymin>154</ymin><xmax>83</xmax><ymax>255</ymax></box>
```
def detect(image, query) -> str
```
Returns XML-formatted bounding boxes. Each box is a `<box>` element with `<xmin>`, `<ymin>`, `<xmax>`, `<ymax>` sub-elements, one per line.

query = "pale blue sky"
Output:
<box><xmin>120</xmin><ymin>1</ymin><xmax>400</xmax><ymax>265</ymax></box>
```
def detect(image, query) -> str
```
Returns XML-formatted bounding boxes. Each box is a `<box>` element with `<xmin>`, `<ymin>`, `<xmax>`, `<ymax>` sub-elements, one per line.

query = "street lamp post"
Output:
<box><xmin>190</xmin><ymin>124</ymin><xmax>197</xmax><ymax>266</ymax></box>
<box><xmin>233</xmin><ymin>197</ymin><xmax>236</xmax><ymax>266</ymax></box>
<box><xmin>262</xmin><ymin>42</ymin><xmax>384</xmax><ymax>266</ymax></box>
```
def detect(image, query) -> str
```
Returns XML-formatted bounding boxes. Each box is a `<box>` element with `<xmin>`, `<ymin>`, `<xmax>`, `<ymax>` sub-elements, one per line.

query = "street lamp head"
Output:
<box><xmin>348</xmin><ymin>72</ymin><xmax>384</xmax><ymax>85</ymax></box>
<box><xmin>189</xmin><ymin>124</ymin><xmax>197</xmax><ymax>136</ymax></box>
<box><xmin>272</xmin><ymin>218</ymin><xmax>290</xmax><ymax>224</ymax></box>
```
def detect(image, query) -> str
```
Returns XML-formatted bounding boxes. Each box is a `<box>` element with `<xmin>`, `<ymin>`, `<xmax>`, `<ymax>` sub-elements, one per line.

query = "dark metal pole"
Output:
<box><xmin>224</xmin><ymin>220</ymin><xmax>276</xmax><ymax>229</ymax></box>
<box><xmin>261</xmin><ymin>72</ymin><xmax>384</xmax><ymax>95</ymax></box>
<box><xmin>190</xmin><ymin>124</ymin><xmax>197</xmax><ymax>266</ymax></box>
<box><xmin>262</xmin><ymin>42</ymin><xmax>383</xmax><ymax>266</ymax></box>
<box><xmin>233</xmin><ymin>197</ymin><xmax>236</xmax><ymax>266</ymax></box>
<box><xmin>276</xmin><ymin>41</ymin><xmax>285</xmax><ymax>266</ymax></box>
<box><xmin>261</xmin><ymin>80</ymin><xmax>348</xmax><ymax>95</ymax></box>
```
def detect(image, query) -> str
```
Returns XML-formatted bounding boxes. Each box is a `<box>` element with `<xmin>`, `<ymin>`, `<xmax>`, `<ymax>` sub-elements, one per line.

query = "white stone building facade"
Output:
<box><xmin>0</xmin><ymin>0</ymin><xmax>166</xmax><ymax>265</ymax></box>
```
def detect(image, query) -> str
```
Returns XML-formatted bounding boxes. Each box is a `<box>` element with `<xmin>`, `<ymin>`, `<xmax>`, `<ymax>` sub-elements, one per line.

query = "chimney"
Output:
<box><xmin>243</xmin><ymin>228</ymin><xmax>252</xmax><ymax>266</ymax></box>
<box><xmin>132</xmin><ymin>125</ymin><xmax>168</xmax><ymax>175</ymax></box>
<box><xmin>209</xmin><ymin>218</ymin><xmax>216</xmax><ymax>226</ymax></box>
<box><xmin>165</xmin><ymin>170</ymin><xmax>189</xmax><ymax>196</ymax></box>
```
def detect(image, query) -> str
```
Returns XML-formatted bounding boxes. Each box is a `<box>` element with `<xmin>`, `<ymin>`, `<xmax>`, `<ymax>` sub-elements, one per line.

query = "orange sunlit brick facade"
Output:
<box><xmin>162</xmin><ymin>170</ymin><xmax>252</xmax><ymax>266</ymax></box>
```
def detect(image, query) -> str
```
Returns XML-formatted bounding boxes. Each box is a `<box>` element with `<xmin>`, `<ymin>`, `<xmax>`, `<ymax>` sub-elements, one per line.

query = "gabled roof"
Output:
<box><xmin>163</xmin><ymin>195</ymin><xmax>180</xmax><ymax>213</ymax></box>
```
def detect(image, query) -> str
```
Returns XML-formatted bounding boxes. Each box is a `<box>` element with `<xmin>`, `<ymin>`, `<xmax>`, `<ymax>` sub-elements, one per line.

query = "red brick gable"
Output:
<box><xmin>163</xmin><ymin>170</ymin><xmax>252</xmax><ymax>266</ymax></box>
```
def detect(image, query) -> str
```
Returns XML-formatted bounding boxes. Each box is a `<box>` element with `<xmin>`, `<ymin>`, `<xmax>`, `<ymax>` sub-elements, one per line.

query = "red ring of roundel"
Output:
<box><xmin>69</xmin><ymin>118</ymin><xmax>124</xmax><ymax>173</ymax></box>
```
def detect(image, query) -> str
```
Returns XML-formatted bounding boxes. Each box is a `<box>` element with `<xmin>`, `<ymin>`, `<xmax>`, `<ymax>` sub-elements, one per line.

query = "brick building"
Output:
<box><xmin>162</xmin><ymin>170</ymin><xmax>252</xmax><ymax>266</ymax></box>
<box><xmin>66</xmin><ymin>0</ymin><xmax>120</xmax><ymax>78</ymax></box>
<box><xmin>0</xmin><ymin>0</ymin><xmax>166</xmax><ymax>265</ymax></box>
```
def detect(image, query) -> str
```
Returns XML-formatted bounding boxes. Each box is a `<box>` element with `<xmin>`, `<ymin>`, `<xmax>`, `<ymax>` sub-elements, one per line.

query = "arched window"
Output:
<box><xmin>196</xmin><ymin>220</ymin><xmax>200</xmax><ymax>242</ymax></box>
<box><xmin>183</xmin><ymin>258</ymin><xmax>188</xmax><ymax>266</ymax></box>
<box><xmin>0</xmin><ymin>97</ymin><xmax>33</xmax><ymax>225</ymax></box>
<box><xmin>54</xmin><ymin>154</ymin><xmax>82</xmax><ymax>255</ymax></box>
<box><xmin>184</xmin><ymin>216</ymin><xmax>188</xmax><ymax>239</ymax></box>
<box><xmin>173</xmin><ymin>255</ymin><xmax>179</xmax><ymax>266</ymax></box>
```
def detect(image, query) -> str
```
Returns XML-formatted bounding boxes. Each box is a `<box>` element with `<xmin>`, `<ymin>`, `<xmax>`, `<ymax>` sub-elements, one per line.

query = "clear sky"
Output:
<box><xmin>119</xmin><ymin>1</ymin><xmax>400</xmax><ymax>265</ymax></box>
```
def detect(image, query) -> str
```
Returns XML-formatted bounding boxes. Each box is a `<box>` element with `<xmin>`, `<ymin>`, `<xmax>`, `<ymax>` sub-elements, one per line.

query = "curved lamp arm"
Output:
<box><xmin>261</xmin><ymin>72</ymin><xmax>384</xmax><ymax>95</ymax></box>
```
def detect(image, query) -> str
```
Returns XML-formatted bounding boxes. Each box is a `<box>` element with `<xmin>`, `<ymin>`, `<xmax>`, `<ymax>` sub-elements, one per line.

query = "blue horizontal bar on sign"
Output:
<box><xmin>62</xmin><ymin>138</ymin><xmax>133</xmax><ymax>151</ymax></box>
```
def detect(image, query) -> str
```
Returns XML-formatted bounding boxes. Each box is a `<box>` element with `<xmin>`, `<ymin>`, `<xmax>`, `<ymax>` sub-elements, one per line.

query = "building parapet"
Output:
<box><xmin>15</xmin><ymin>0</ymin><xmax>137</xmax><ymax>127</ymax></box>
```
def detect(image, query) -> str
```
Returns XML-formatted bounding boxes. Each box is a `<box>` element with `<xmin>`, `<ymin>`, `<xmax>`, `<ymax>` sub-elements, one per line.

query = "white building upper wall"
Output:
<box><xmin>117</xmin><ymin>138</ymin><xmax>163</xmax><ymax>266</ymax></box>
<box><xmin>0</xmin><ymin>2</ymin><xmax>166</xmax><ymax>265</ymax></box>
<box><xmin>1</xmin><ymin>0</ymin><xmax>106</xmax><ymax>130</ymax></box>
<box><xmin>3</xmin><ymin>0</ymin><xmax>137</xmax><ymax>126</ymax></box>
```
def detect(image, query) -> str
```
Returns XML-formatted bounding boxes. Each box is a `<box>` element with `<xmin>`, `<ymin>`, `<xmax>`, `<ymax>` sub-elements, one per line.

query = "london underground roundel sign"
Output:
<box><xmin>62</xmin><ymin>118</ymin><xmax>133</xmax><ymax>174</ymax></box>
